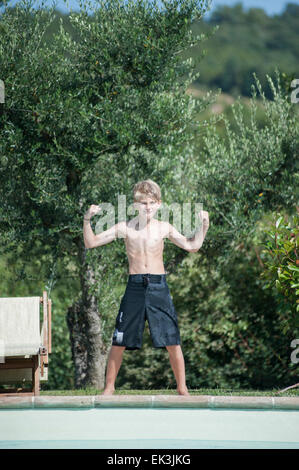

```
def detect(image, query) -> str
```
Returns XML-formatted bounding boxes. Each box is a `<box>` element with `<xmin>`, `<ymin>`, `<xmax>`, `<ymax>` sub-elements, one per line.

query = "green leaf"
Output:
<box><xmin>288</xmin><ymin>266</ymin><xmax>299</xmax><ymax>272</ymax></box>
<box><xmin>276</xmin><ymin>216</ymin><xmax>283</xmax><ymax>228</ymax></box>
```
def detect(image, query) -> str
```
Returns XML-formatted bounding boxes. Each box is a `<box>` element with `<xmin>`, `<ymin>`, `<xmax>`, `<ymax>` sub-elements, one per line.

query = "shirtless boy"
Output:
<box><xmin>83</xmin><ymin>179</ymin><xmax>209</xmax><ymax>396</ymax></box>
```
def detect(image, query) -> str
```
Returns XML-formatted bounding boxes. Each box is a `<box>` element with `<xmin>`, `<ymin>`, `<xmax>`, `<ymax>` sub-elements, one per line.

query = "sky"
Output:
<box><xmin>3</xmin><ymin>0</ymin><xmax>297</xmax><ymax>16</ymax></box>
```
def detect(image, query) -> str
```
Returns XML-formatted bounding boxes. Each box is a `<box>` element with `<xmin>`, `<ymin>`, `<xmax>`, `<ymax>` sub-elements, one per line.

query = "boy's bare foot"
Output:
<box><xmin>177</xmin><ymin>387</ymin><xmax>190</xmax><ymax>396</ymax></box>
<box><xmin>101</xmin><ymin>388</ymin><xmax>115</xmax><ymax>395</ymax></box>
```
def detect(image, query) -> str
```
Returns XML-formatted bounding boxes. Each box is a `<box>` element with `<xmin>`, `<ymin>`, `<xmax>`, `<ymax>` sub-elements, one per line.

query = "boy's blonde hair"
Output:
<box><xmin>133</xmin><ymin>179</ymin><xmax>161</xmax><ymax>202</ymax></box>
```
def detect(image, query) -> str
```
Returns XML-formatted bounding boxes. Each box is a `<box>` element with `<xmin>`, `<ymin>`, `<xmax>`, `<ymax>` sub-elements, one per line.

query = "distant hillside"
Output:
<box><xmin>187</xmin><ymin>2</ymin><xmax>299</xmax><ymax>97</ymax></box>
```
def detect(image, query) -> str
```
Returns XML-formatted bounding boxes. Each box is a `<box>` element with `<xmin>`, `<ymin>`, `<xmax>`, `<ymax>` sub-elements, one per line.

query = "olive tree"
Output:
<box><xmin>0</xmin><ymin>0</ymin><xmax>212</xmax><ymax>388</ymax></box>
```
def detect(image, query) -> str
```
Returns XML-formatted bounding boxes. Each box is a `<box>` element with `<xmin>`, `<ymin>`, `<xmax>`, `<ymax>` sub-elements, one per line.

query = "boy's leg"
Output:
<box><xmin>166</xmin><ymin>344</ymin><xmax>190</xmax><ymax>396</ymax></box>
<box><xmin>102</xmin><ymin>345</ymin><xmax>126</xmax><ymax>395</ymax></box>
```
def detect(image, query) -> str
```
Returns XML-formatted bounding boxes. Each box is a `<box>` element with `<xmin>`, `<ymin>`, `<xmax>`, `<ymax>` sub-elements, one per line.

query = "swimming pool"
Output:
<box><xmin>1</xmin><ymin>395</ymin><xmax>299</xmax><ymax>449</ymax></box>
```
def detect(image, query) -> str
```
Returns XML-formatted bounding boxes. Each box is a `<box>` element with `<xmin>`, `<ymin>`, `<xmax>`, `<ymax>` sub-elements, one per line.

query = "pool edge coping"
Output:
<box><xmin>0</xmin><ymin>395</ymin><xmax>299</xmax><ymax>410</ymax></box>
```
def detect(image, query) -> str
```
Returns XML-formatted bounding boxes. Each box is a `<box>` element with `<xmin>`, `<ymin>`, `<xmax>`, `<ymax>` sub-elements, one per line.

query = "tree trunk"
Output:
<box><xmin>67</xmin><ymin>239</ymin><xmax>109</xmax><ymax>389</ymax></box>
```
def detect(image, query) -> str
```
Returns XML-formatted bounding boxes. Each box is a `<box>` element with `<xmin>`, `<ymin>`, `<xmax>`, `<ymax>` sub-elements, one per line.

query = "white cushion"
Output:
<box><xmin>0</xmin><ymin>297</ymin><xmax>41</xmax><ymax>357</ymax></box>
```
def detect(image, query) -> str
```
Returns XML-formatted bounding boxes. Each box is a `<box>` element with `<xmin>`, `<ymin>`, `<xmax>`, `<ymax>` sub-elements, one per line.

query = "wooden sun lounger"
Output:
<box><xmin>0</xmin><ymin>291</ymin><xmax>52</xmax><ymax>396</ymax></box>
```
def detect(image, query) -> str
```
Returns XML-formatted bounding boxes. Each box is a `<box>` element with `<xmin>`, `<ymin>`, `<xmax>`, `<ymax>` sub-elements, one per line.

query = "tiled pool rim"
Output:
<box><xmin>1</xmin><ymin>395</ymin><xmax>299</xmax><ymax>410</ymax></box>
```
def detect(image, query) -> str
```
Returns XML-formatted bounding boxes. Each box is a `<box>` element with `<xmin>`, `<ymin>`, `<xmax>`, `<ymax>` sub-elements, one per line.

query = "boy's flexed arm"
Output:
<box><xmin>165</xmin><ymin>210</ymin><xmax>209</xmax><ymax>253</ymax></box>
<box><xmin>83</xmin><ymin>204</ymin><xmax>126</xmax><ymax>249</ymax></box>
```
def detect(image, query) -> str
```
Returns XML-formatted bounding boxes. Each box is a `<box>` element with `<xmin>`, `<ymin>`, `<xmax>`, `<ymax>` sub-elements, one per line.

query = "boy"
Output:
<box><xmin>83</xmin><ymin>179</ymin><xmax>209</xmax><ymax>395</ymax></box>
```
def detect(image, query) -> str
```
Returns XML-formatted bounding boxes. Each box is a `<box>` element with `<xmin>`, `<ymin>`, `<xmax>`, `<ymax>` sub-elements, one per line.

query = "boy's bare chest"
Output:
<box><xmin>126</xmin><ymin>228</ymin><xmax>164</xmax><ymax>250</ymax></box>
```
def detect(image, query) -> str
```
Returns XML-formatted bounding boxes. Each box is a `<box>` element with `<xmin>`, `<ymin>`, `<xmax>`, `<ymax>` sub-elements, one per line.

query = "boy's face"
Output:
<box><xmin>134</xmin><ymin>195</ymin><xmax>161</xmax><ymax>220</ymax></box>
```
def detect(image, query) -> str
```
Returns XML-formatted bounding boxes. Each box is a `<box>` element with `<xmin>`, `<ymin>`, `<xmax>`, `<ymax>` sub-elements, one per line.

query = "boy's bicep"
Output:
<box><xmin>165</xmin><ymin>222</ymin><xmax>189</xmax><ymax>250</ymax></box>
<box><xmin>92</xmin><ymin>222</ymin><xmax>126</xmax><ymax>248</ymax></box>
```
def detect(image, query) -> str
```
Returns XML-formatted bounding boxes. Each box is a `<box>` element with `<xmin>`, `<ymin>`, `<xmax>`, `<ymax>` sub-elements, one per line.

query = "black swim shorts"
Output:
<box><xmin>112</xmin><ymin>273</ymin><xmax>181</xmax><ymax>350</ymax></box>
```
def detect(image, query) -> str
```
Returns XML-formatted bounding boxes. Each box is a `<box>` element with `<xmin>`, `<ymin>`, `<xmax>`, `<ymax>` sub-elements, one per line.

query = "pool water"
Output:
<box><xmin>1</xmin><ymin>408</ymin><xmax>299</xmax><ymax>449</ymax></box>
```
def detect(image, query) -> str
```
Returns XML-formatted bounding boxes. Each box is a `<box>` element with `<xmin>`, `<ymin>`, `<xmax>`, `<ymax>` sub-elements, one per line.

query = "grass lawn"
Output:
<box><xmin>40</xmin><ymin>388</ymin><xmax>299</xmax><ymax>397</ymax></box>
